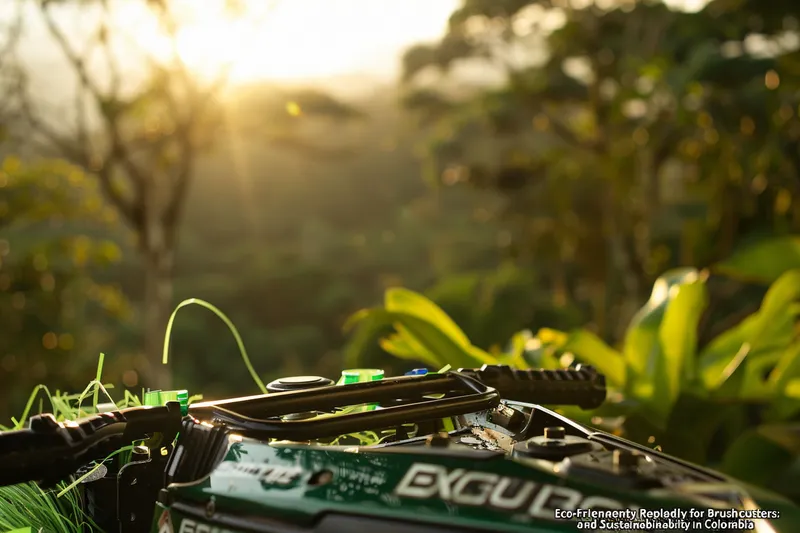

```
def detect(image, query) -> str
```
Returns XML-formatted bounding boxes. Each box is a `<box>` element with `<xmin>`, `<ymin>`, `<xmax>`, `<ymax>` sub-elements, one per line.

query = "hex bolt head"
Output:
<box><xmin>613</xmin><ymin>449</ymin><xmax>641</xmax><ymax>469</ymax></box>
<box><xmin>544</xmin><ymin>426</ymin><xmax>566</xmax><ymax>440</ymax></box>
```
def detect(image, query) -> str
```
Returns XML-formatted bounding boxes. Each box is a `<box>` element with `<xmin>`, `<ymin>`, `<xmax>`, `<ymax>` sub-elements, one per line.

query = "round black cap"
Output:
<box><xmin>266</xmin><ymin>376</ymin><xmax>334</xmax><ymax>393</ymax></box>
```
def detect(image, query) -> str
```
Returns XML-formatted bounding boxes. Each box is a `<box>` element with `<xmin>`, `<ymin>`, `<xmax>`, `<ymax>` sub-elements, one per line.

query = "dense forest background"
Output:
<box><xmin>2</xmin><ymin>1</ymin><xmax>800</xmax><ymax>500</ymax></box>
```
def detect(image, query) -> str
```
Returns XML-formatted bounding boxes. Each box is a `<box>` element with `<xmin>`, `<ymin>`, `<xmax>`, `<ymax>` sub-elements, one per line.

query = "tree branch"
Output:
<box><xmin>37</xmin><ymin>1</ymin><xmax>149</xmax><ymax>226</ymax></box>
<box><xmin>39</xmin><ymin>3</ymin><xmax>104</xmax><ymax>100</ymax></box>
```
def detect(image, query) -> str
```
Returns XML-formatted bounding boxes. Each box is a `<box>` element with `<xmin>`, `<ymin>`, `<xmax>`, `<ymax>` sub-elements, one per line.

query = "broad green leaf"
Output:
<box><xmin>342</xmin><ymin>308</ymin><xmax>374</xmax><ymax>333</ymax></box>
<box><xmin>622</xmin><ymin>268</ymin><xmax>703</xmax><ymax>423</ymax></box>
<box><xmin>357</xmin><ymin>308</ymin><xmax>489</xmax><ymax>369</ymax></box>
<box><xmin>715</xmin><ymin>235</ymin><xmax>800</xmax><ymax>284</ymax></box>
<box><xmin>380</xmin><ymin>332</ymin><xmax>443</xmax><ymax>369</ymax></box>
<box><xmin>502</xmin><ymin>330</ymin><xmax>531</xmax><ymax>369</ymax></box>
<box><xmin>765</xmin><ymin>344</ymin><xmax>800</xmax><ymax>420</ymax></box>
<box><xmin>507</xmin><ymin>329</ymin><xmax>529</xmax><ymax>360</ymax></box>
<box><xmin>767</xmin><ymin>343</ymin><xmax>800</xmax><ymax>394</ymax></box>
<box><xmin>535</xmin><ymin>327</ymin><xmax>569</xmax><ymax>346</ymax></box>
<box><xmin>384</xmin><ymin>287</ymin><xmax>471</xmax><ymax>347</ymax></box>
<box><xmin>739</xmin><ymin>352</ymin><xmax>784</xmax><ymax>401</ymax></box>
<box><xmin>524</xmin><ymin>341</ymin><xmax>562</xmax><ymax>370</ymax></box>
<box><xmin>559</xmin><ymin>330</ymin><xmax>626</xmax><ymax>390</ymax></box>
<box><xmin>658</xmin><ymin>280</ymin><xmax>708</xmax><ymax>401</ymax></box>
<box><xmin>699</xmin><ymin>270</ymin><xmax>800</xmax><ymax>391</ymax></box>
<box><xmin>342</xmin><ymin>308</ymin><xmax>393</xmax><ymax>368</ymax></box>
<box><xmin>753</xmin><ymin>270</ymin><xmax>800</xmax><ymax>335</ymax></box>
<box><xmin>468</xmin><ymin>345</ymin><xmax>504</xmax><ymax>367</ymax></box>
<box><xmin>390</xmin><ymin>315</ymin><xmax>491</xmax><ymax>369</ymax></box>
<box><xmin>787</xmin><ymin>379</ymin><xmax>800</xmax><ymax>398</ymax></box>
<box><xmin>697</xmin><ymin>308</ymin><xmax>797</xmax><ymax>385</ymax></box>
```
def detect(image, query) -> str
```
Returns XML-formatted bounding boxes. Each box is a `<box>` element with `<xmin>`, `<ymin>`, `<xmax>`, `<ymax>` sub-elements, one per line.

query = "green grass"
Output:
<box><xmin>0</xmin><ymin>353</ymin><xmax>137</xmax><ymax>532</ymax></box>
<box><xmin>0</xmin><ymin>299</ymin><xmax>233</xmax><ymax>533</ymax></box>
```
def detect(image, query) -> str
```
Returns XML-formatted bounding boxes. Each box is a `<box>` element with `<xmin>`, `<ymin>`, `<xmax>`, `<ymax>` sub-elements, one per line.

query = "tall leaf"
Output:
<box><xmin>346</xmin><ymin>308</ymin><xmax>490</xmax><ymax>369</ymax></box>
<box><xmin>384</xmin><ymin>288</ymin><xmax>472</xmax><ymax>347</ymax></box>
<box><xmin>379</xmin><ymin>332</ymin><xmax>444</xmax><ymax>369</ymax></box>
<box><xmin>658</xmin><ymin>279</ymin><xmax>708</xmax><ymax>402</ymax></box>
<box><xmin>342</xmin><ymin>309</ymin><xmax>393</xmax><ymax>368</ymax></box>
<box><xmin>766</xmin><ymin>343</ymin><xmax>800</xmax><ymax>420</ymax></box>
<box><xmin>558</xmin><ymin>330</ymin><xmax>626</xmax><ymax>390</ymax></box>
<box><xmin>699</xmin><ymin>270</ymin><xmax>800</xmax><ymax>391</ymax></box>
<box><xmin>621</xmin><ymin>268</ymin><xmax>703</xmax><ymax>426</ymax></box>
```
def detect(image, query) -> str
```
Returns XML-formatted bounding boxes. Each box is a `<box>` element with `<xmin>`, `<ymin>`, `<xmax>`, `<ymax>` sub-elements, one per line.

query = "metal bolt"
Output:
<box><xmin>426</xmin><ymin>432</ymin><xmax>450</xmax><ymax>447</ymax></box>
<box><xmin>132</xmin><ymin>445</ymin><xmax>150</xmax><ymax>461</ymax></box>
<box><xmin>544</xmin><ymin>426</ymin><xmax>566</xmax><ymax>440</ymax></box>
<box><xmin>613</xmin><ymin>449</ymin><xmax>640</xmax><ymax>469</ymax></box>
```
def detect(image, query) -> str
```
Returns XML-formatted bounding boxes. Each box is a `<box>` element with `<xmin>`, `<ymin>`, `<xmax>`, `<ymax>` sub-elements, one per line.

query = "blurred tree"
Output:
<box><xmin>400</xmin><ymin>0</ymin><xmax>800</xmax><ymax>338</ymax></box>
<box><xmin>11</xmin><ymin>0</ymin><xmax>361</xmax><ymax>389</ymax></box>
<box><xmin>0</xmin><ymin>157</ymin><xmax>129</xmax><ymax>416</ymax></box>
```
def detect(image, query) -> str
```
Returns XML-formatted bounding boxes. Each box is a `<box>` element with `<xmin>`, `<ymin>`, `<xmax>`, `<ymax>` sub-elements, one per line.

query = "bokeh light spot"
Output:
<box><xmin>58</xmin><ymin>333</ymin><xmax>75</xmax><ymax>351</ymax></box>
<box><xmin>123</xmin><ymin>370</ymin><xmax>139</xmax><ymax>388</ymax></box>
<box><xmin>765</xmin><ymin>70</ymin><xmax>780</xmax><ymax>89</ymax></box>
<box><xmin>286</xmin><ymin>101</ymin><xmax>302</xmax><ymax>116</ymax></box>
<box><xmin>42</xmin><ymin>332</ymin><xmax>58</xmax><ymax>350</ymax></box>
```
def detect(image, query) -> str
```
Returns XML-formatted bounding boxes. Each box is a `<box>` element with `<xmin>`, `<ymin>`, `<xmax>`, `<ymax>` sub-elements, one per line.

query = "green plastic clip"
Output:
<box><xmin>337</xmin><ymin>369</ymin><xmax>384</xmax><ymax>411</ymax></box>
<box><xmin>338</xmin><ymin>368</ymin><xmax>384</xmax><ymax>385</ymax></box>
<box><xmin>144</xmin><ymin>389</ymin><xmax>189</xmax><ymax>416</ymax></box>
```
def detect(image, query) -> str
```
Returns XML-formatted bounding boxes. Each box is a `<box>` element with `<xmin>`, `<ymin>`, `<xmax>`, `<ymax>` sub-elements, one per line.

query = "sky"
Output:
<box><xmin>17</xmin><ymin>0</ymin><xmax>460</xmax><ymax>88</ymax></box>
<box><xmin>12</xmin><ymin>0</ymin><xmax>710</xmax><ymax>103</ymax></box>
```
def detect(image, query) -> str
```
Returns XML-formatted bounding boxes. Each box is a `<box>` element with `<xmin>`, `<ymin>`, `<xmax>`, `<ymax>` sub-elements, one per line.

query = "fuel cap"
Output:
<box><xmin>266</xmin><ymin>376</ymin><xmax>334</xmax><ymax>393</ymax></box>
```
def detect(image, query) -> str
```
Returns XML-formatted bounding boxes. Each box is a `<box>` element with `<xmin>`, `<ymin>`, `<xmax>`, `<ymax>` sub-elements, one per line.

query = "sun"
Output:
<box><xmin>120</xmin><ymin>0</ymin><xmax>458</xmax><ymax>84</ymax></box>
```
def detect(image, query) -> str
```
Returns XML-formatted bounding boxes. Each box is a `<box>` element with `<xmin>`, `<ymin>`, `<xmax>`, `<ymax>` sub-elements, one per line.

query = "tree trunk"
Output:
<box><xmin>143</xmin><ymin>248</ymin><xmax>174</xmax><ymax>391</ymax></box>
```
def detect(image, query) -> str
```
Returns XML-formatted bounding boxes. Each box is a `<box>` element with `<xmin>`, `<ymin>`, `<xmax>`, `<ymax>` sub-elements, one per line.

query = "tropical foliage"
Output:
<box><xmin>345</xmin><ymin>239</ymin><xmax>800</xmax><ymax>501</ymax></box>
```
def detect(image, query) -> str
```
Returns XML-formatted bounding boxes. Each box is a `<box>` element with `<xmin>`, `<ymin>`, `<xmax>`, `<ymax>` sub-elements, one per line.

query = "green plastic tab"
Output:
<box><xmin>339</xmin><ymin>368</ymin><xmax>384</xmax><ymax>385</ymax></box>
<box><xmin>143</xmin><ymin>389</ymin><xmax>189</xmax><ymax>416</ymax></box>
<box><xmin>338</xmin><ymin>369</ymin><xmax>384</xmax><ymax>411</ymax></box>
<box><xmin>143</xmin><ymin>390</ymin><xmax>162</xmax><ymax>407</ymax></box>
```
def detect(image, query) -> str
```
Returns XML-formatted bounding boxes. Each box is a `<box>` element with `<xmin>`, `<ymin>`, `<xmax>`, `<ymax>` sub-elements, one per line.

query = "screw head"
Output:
<box><xmin>613</xmin><ymin>449</ymin><xmax>641</xmax><ymax>469</ymax></box>
<box><xmin>544</xmin><ymin>426</ymin><xmax>566</xmax><ymax>440</ymax></box>
<box><xmin>426</xmin><ymin>432</ymin><xmax>450</xmax><ymax>448</ymax></box>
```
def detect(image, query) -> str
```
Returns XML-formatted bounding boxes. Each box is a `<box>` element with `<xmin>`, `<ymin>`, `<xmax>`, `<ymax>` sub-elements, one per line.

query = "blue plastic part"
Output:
<box><xmin>405</xmin><ymin>368</ymin><xmax>429</xmax><ymax>376</ymax></box>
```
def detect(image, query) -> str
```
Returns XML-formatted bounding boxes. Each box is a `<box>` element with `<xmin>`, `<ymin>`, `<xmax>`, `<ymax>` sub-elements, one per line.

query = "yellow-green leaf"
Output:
<box><xmin>699</xmin><ymin>270</ymin><xmax>800</xmax><ymax>391</ymax></box>
<box><xmin>767</xmin><ymin>343</ymin><xmax>800</xmax><ymax>394</ymax></box>
<box><xmin>740</xmin><ymin>352</ymin><xmax>783</xmax><ymax>401</ymax></box>
<box><xmin>346</xmin><ymin>307</ymin><xmax>486</xmax><ymax>369</ymax></box>
<box><xmin>561</xmin><ymin>330</ymin><xmax>626</xmax><ymax>389</ymax></box>
<box><xmin>621</xmin><ymin>268</ymin><xmax>704</xmax><ymax>427</ymax></box>
<box><xmin>384</xmin><ymin>287</ymin><xmax>471</xmax><ymax>347</ymax></box>
<box><xmin>380</xmin><ymin>332</ymin><xmax>442</xmax><ymax>368</ymax></box>
<box><xmin>658</xmin><ymin>280</ymin><xmax>708</xmax><ymax>401</ymax></box>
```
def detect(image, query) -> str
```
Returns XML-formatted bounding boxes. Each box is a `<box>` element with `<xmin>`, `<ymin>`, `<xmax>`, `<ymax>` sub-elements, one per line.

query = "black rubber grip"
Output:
<box><xmin>456</xmin><ymin>364</ymin><xmax>606</xmax><ymax>410</ymax></box>
<box><xmin>0</xmin><ymin>402</ymin><xmax>183</xmax><ymax>488</ymax></box>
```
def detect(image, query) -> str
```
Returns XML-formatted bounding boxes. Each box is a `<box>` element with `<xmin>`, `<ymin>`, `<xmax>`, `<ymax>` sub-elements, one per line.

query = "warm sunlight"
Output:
<box><xmin>123</xmin><ymin>0</ymin><xmax>459</xmax><ymax>83</ymax></box>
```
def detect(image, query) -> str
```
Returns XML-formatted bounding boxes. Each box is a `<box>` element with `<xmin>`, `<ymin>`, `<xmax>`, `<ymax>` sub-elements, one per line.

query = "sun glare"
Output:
<box><xmin>121</xmin><ymin>0</ymin><xmax>458</xmax><ymax>84</ymax></box>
